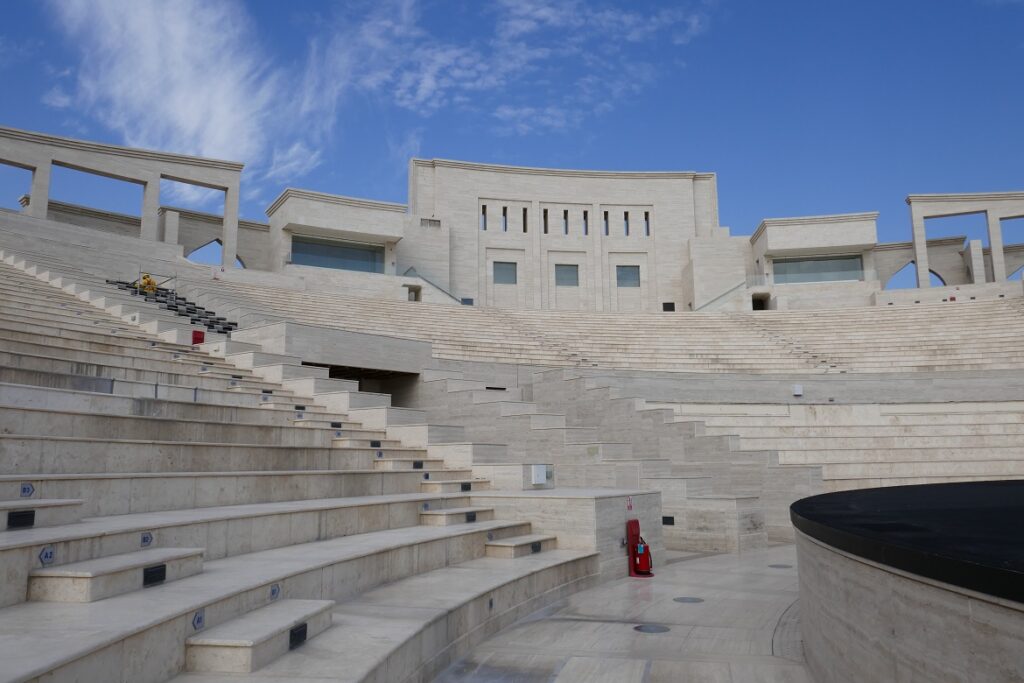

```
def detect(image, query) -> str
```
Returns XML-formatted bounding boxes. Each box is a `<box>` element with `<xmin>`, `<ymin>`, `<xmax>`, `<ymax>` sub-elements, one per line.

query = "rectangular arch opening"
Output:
<box><xmin>0</xmin><ymin>162</ymin><xmax>32</xmax><ymax>212</ymax></box>
<box><xmin>48</xmin><ymin>164</ymin><xmax>143</xmax><ymax>236</ymax></box>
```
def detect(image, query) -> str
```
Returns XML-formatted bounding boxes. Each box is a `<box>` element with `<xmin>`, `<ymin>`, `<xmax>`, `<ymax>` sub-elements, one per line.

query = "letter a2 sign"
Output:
<box><xmin>626</xmin><ymin>496</ymin><xmax>633</xmax><ymax>511</ymax></box>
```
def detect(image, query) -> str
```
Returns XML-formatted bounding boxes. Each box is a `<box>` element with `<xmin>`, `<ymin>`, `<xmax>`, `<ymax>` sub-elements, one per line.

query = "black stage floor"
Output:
<box><xmin>791</xmin><ymin>480</ymin><xmax>1024</xmax><ymax>603</ymax></box>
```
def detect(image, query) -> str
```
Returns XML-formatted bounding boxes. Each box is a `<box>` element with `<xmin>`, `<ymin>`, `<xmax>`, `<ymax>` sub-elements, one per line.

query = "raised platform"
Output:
<box><xmin>792</xmin><ymin>481</ymin><xmax>1024</xmax><ymax>682</ymax></box>
<box><xmin>791</xmin><ymin>480</ymin><xmax>1024</xmax><ymax>603</ymax></box>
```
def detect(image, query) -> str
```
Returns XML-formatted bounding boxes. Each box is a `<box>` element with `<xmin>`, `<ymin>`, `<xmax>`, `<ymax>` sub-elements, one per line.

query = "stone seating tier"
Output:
<box><xmin>3</xmin><ymin>214</ymin><xmax>1023</xmax><ymax>375</ymax></box>
<box><xmin>0</xmin><ymin>247</ymin><xmax>618</xmax><ymax>682</ymax></box>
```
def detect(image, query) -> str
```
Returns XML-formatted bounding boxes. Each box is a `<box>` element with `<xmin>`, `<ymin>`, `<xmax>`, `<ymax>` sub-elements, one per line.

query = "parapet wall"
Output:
<box><xmin>796</xmin><ymin>531</ymin><xmax>1024</xmax><ymax>682</ymax></box>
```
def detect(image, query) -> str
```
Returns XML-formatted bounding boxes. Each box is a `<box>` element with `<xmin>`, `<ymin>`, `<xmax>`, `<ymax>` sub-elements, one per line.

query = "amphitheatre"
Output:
<box><xmin>0</xmin><ymin>123</ymin><xmax>1021</xmax><ymax>682</ymax></box>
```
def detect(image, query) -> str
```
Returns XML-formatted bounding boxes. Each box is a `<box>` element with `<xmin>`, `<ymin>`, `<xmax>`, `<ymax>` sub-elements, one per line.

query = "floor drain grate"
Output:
<box><xmin>634</xmin><ymin>624</ymin><xmax>670</xmax><ymax>633</ymax></box>
<box><xmin>769</xmin><ymin>564</ymin><xmax>793</xmax><ymax>569</ymax></box>
<box><xmin>673</xmin><ymin>597</ymin><xmax>704</xmax><ymax>603</ymax></box>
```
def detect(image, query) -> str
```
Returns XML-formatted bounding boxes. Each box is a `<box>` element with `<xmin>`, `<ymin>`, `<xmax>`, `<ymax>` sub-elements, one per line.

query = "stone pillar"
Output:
<box><xmin>987</xmin><ymin>211</ymin><xmax>1007</xmax><ymax>282</ymax></box>
<box><xmin>910</xmin><ymin>206</ymin><xmax>930</xmax><ymax>287</ymax></box>
<box><xmin>140</xmin><ymin>174</ymin><xmax>160</xmax><ymax>241</ymax></box>
<box><xmin>162</xmin><ymin>210</ymin><xmax>180</xmax><ymax>245</ymax></box>
<box><xmin>27</xmin><ymin>159</ymin><xmax>51</xmax><ymax>219</ymax></box>
<box><xmin>964</xmin><ymin>239</ymin><xmax>986</xmax><ymax>284</ymax></box>
<box><xmin>593</xmin><ymin>202</ymin><xmax>604</xmax><ymax>311</ymax></box>
<box><xmin>384</xmin><ymin>241</ymin><xmax>397</xmax><ymax>275</ymax></box>
<box><xmin>222</xmin><ymin>183</ymin><xmax>240</xmax><ymax>269</ymax></box>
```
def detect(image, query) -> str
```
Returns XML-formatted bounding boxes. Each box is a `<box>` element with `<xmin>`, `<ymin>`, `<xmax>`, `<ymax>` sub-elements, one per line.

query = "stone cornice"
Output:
<box><xmin>160</xmin><ymin>205</ymin><xmax>268</xmax><ymax>231</ymax></box>
<box><xmin>0</xmin><ymin>125</ymin><xmax>244</xmax><ymax>171</ymax></box>
<box><xmin>266</xmin><ymin>188</ymin><xmax>407</xmax><ymax>217</ymax></box>
<box><xmin>906</xmin><ymin>191</ymin><xmax>1024</xmax><ymax>204</ymax></box>
<box><xmin>750</xmin><ymin>212</ymin><xmax>879</xmax><ymax>243</ymax></box>
<box><xmin>412</xmin><ymin>157</ymin><xmax>713</xmax><ymax>180</ymax></box>
<box><xmin>874</xmin><ymin>236</ymin><xmax>966</xmax><ymax>251</ymax></box>
<box><xmin>24</xmin><ymin>197</ymin><xmax>266</xmax><ymax>231</ymax></box>
<box><xmin>41</xmin><ymin>198</ymin><xmax>140</xmax><ymax>225</ymax></box>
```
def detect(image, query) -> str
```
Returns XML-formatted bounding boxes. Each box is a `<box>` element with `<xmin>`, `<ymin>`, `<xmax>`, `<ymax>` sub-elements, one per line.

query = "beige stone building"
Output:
<box><xmin>4</xmin><ymin>124</ymin><xmax>1022</xmax><ymax>314</ymax></box>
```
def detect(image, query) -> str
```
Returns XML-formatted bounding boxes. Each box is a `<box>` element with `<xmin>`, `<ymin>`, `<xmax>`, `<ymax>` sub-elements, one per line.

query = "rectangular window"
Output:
<box><xmin>502</xmin><ymin>206</ymin><xmax>508</xmax><ymax>232</ymax></box>
<box><xmin>555</xmin><ymin>264</ymin><xmax>579</xmax><ymax>287</ymax></box>
<box><xmin>644</xmin><ymin>211</ymin><xmax>650</xmax><ymax>237</ymax></box>
<box><xmin>522</xmin><ymin>207</ymin><xmax>528</xmax><ymax>233</ymax></box>
<box><xmin>616</xmin><ymin>265</ymin><xmax>640</xmax><ymax>288</ymax></box>
<box><xmin>292</xmin><ymin>237</ymin><xmax>385</xmax><ymax>274</ymax></box>
<box><xmin>603</xmin><ymin>211</ymin><xmax>609</xmax><ymax>236</ymax></box>
<box><xmin>480</xmin><ymin>204</ymin><xmax>487</xmax><ymax>231</ymax></box>
<box><xmin>773</xmin><ymin>255</ymin><xmax>864</xmax><ymax>284</ymax></box>
<box><xmin>543</xmin><ymin>209</ymin><xmax>549</xmax><ymax>234</ymax></box>
<box><xmin>624</xmin><ymin>211</ymin><xmax>630</xmax><ymax>236</ymax></box>
<box><xmin>563</xmin><ymin>209</ymin><xmax>569</xmax><ymax>235</ymax></box>
<box><xmin>583</xmin><ymin>210</ymin><xmax>589</xmax><ymax>235</ymax></box>
<box><xmin>493</xmin><ymin>261</ymin><xmax>518</xmax><ymax>285</ymax></box>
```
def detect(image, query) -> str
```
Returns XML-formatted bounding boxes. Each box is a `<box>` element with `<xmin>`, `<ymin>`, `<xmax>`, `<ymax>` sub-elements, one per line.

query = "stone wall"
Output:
<box><xmin>796</xmin><ymin>531</ymin><xmax>1024</xmax><ymax>683</ymax></box>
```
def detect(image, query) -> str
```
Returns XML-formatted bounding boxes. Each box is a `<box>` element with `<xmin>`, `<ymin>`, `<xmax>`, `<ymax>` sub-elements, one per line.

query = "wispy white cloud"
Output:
<box><xmin>264</xmin><ymin>142</ymin><xmax>324</xmax><ymax>184</ymax></box>
<box><xmin>41</xmin><ymin>0</ymin><xmax>713</xmax><ymax>210</ymax></box>
<box><xmin>302</xmin><ymin>0</ymin><xmax>713</xmax><ymax>136</ymax></box>
<box><xmin>41</xmin><ymin>85</ymin><xmax>72</xmax><ymax>109</ymax></box>
<box><xmin>0</xmin><ymin>36</ymin><xmax>37</xmax><ymax>70</ymax></box>
<box><xmin>46</xmin><ymin>0</ymin><xmax>321</xmax><ymax>206</ymax></box>
<box><xmin>494</xmin><ymin>105</ymin><xmax>577</xmax><ymax>135</ymax></box>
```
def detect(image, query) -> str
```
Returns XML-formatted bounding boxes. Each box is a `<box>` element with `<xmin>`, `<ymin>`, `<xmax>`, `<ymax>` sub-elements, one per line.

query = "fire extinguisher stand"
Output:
<box><xmin>626</xmin><ymin>519</ymin><xmax>654</xmax><ymax>578</ymax></box>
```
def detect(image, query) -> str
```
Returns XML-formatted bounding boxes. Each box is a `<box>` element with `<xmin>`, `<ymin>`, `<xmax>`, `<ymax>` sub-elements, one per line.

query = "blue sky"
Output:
<box><xmin>1</xmin><ymin>0</ymin><xmax>1022</xmax><ymax>251</ymax></box>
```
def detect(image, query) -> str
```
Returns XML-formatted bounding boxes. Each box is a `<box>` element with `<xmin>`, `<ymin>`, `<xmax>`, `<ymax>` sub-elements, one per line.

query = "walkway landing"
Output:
<box><xmin>436</xmin><ymin>544</ymin><xmax>809</xmax><ymax>683</ymax></box>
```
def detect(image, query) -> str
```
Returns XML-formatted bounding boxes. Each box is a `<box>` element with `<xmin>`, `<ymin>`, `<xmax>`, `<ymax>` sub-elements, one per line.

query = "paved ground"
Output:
<box><xmin>435</xmin><ymin>544</ymin><xmax>810</xmax><ymax>683</ymax></box>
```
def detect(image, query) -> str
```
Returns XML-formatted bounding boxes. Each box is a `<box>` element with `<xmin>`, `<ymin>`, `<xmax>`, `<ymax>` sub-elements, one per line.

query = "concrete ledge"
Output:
<box><xmin>185</xmin><ymin>598</ymin><xmax>334</xmax><ymax>673</ymax></box>
<box><xmin>30</xmin><ymin>546</ymin><xmax>204</xmax><ymax>602</ymax></box>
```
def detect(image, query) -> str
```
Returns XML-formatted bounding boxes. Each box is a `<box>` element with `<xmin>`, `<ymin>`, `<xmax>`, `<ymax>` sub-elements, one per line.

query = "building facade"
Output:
<box><xmin>3</xmin><ymin>125</ymin><xmax>1022</xmax><ymax>312</ymax></box>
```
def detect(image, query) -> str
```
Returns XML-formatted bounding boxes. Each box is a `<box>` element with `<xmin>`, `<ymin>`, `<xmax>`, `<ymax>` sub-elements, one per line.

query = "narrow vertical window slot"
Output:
<box><xmin>522</xmin><ymin>207</ymin><xmax>528</xmax><ymax>233</ymax></box>
<box><xmin>644</xmin><ymin>211</ymin><xmax>650</xmax><ymax>237</ymax></box>
<box><xmin>583</xmin><ymin>210</ymin><xmax>589</xmax><ymax>235</ymax></box>
<box><xmin>603</xmin><ymin>211</ymin><xmax>609</xmax><ymax>236</ymax></box>
<box><xmin>502</xmin><ymin>206</ymin><xmax>508</xmax><ymax>232</ymax></box>
<box><xmin>624</xmin><ymin>211</ymin><xmax>630</xmax><ymax>236</ymax></box>
<box><xmin>543</xmin><ymin>208</ymin><xmax>549</xmax><ymax>234</ymax></box>
<box><xmin>563</xmin><ymin>209</ymin><xmax>569</xmax><ymax>235</ymax></box>
<box><xmin>480</xmin><ymin>205</ymin><xmax>487</xmax><ymax>231</ymax></box>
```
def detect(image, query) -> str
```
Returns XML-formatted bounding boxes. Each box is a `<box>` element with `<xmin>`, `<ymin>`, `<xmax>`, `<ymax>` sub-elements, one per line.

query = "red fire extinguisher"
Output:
<box><xmin>626</xmin><ymin>519</ymin><xmax>654</xmax><ymax>577</ymax></box>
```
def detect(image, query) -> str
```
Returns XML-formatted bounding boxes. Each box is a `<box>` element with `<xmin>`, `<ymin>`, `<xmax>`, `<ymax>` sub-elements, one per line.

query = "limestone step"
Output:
<box><xmin>1</xmin><ymin>498</ymin><xmax>83</xmax><ymax>530</ymax></box>
<box><xmin>314</xmin><ymin>390</ymin><xmax>391</xmax><ymax>411</ymax></box>
<box><xmin>371</xmin><ymin>457</ymin><xmax>444</xmax><ymax>471</ymax></box>
<box><xmin>0</xmin><ymin>351</ymin><xmax>272</xmax><ymax>394</ymax></box>
<box><xmin>29</xmin><ymin>546</ymin><xmax>205</xmax><ymax>602</ymax></box>
<box><xmin>419</xmin><ymin>506</ymin><xmax>495</xmax><ymax>525</ymax></box>
<box><xmin>168</xmin><ymin>549</ymin><xmax>598</xmax><ymax>683</ymax></box>
<box><xmin>0</xmin><ymin>517</ymin><xmax>531</xmax><ymax>680</ymax></box>
<box><xmin>822</xmin><ymin>459</ymin><xmax>1024</xmax><ymax>479</ymax></box>
<box><xmin>484</xmin><ymin>532</ymin><xmax>557</xmax><ymax>558</ymax></box>
<box><xmin>280</xmin><ymin>376</ymin><xmax>360</xmax><ymax>395</ymax></box>
<box><xmin>0</xmin><ymin>435</ymin><xmax>382</xmax><ymax>474</ymax></box>
<box><xmin>347</xmin><ymin>406</ymin><xmax>428</xmax><ymax>430</ymax></box>
<box><xmin>0</xmin><ymin>365</ymin><xmax>299</xmax><ymax>411</ymax></box>
<box><xmin>225</xmin><ymin>351</ymin><xmax>303</xmax><ymax>369</ymax></box>
<box><xmin>0</xmin><ymin>492</ymin><xmax>479</xmax><ymax>609</ymax></box>
<box><xmin>250</xmin><ymin>363</ymin><xmax>329</xmax><ymax>382</ymax></box>
<box><xmin>740</xmin><ymin>434</ymin><xmax>1024</xmax><ymax>450</ymax></box>
<box><xmin>0</xmin><ymin>469</ymin><xmax>459</xmax><ymax>517</ymax></box>
<box><xmin>0</xmin><ymin>406</ymin><xmax>335</xmax><ymax>447</ymax></box>
<box><xmin>385</xmin><ymin>422</ymin><xmax>466</xmax><ymax>446</ymax></box>
<box><xmin>776</xmin><ymin>445</ymin><xmax>1024</xmax><ymax>465</ymax></box>
<box><xmin>332</xmin><ymin>436</ymin><xmax>402</xmax><ymax>448</ymax></box>
<box><xmin>0</xmin><ymin>381</ymin><xmax>353</xmax><ymax>431</ymax></box>
<box><xmin>185</xmin><ymin>599</ymin><xmax>335</xmax><ymax>673</ymax></box>
<box><xmin>197</xmin><ymin>339</ymin><xmax>262</xmax><ymax>357</ymax></box>
<box><xmin>420</xmin><ymin>478</ymin><xmax>492</xmax><ymax>493</ymax></box>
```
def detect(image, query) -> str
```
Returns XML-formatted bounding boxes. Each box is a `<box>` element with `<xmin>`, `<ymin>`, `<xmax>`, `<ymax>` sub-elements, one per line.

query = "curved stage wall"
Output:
<box><xmin>791</xmin><ymin>481</ymin><xmax>1024</xmax><ymax>683</ymax></box>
